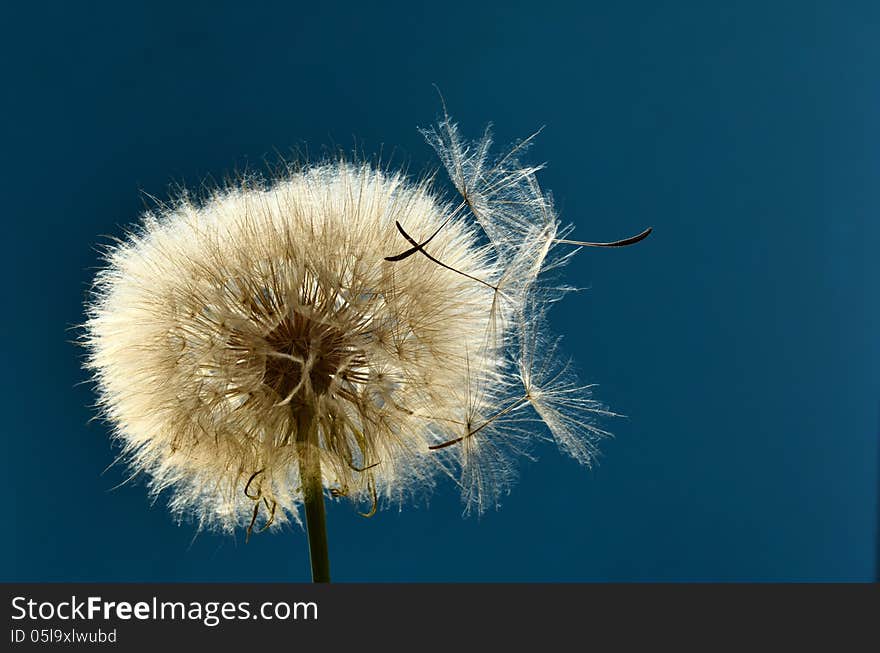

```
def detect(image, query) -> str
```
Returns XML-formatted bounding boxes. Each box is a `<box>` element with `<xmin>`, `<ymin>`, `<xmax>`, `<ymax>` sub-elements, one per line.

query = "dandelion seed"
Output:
<box><xmin>82</xmin><ymin>109</ymin><xmax>650</xmax><ymax>581</ymax></box>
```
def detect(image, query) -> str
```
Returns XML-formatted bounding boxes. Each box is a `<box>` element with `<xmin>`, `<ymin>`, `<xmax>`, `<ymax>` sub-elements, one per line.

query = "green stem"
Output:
<box><xmin>295</xmin><ymin>406</ymin><xmax>330</xmax><ymax>583</ymax></box>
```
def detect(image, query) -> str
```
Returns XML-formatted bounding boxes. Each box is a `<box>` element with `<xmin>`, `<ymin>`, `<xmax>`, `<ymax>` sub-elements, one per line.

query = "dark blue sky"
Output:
<box><xmin>2</xmin><ymin>1</ymin><xmax>877</xmax><ymax>581</ymax></box>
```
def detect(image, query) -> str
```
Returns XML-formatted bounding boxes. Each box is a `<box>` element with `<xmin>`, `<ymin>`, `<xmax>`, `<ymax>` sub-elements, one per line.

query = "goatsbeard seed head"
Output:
<box><xmin>84</xmin><ymin>116</ymin><xmax>614</xmax><ymax>533</ymax></box>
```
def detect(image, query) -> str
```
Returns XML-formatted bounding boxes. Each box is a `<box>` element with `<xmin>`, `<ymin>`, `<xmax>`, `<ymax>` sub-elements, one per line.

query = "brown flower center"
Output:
<box><xmin>263</xmin><ymin>310</ymin><xmax>348</xmax><ymax>401</ymax></box>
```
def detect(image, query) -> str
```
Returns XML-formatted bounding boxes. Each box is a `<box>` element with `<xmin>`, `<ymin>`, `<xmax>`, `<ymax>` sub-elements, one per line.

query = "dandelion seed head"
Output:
<box><xmin>84</xmin><ymin>113</ymin><xmax>627</xmax><ymax>533</ymax></box>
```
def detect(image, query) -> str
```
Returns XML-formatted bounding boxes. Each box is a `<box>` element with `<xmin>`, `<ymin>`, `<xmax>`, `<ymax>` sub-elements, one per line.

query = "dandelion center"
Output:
<box><xmin>262</xmin><ymin>309</ymin><xmax>352</xmax><ymax>401</ymax></box>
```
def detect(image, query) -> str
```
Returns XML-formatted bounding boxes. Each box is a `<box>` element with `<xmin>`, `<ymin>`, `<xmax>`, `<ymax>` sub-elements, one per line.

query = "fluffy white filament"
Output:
<box><xmin>84</xmin><ymin>113</ymin><xmax>611</xmax><ymax>533</ymax></box>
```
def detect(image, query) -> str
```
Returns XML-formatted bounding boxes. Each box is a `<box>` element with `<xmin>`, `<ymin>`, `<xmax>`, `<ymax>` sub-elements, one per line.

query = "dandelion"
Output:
<box><xmin>83</xmin><ymin>107</ymin><xmax>650</xmax><ymax>582</ymax></box>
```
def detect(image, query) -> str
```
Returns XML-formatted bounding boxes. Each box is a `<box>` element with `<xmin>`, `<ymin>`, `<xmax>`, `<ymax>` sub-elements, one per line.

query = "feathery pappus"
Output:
<box><xmin>83</xmin><ymin>110</ymin><xmax>650</xmax><ymax>540</ymax></box>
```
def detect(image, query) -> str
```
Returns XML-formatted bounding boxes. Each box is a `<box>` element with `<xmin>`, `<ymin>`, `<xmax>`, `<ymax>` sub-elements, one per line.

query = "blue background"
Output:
<box><xmin>2</xmin><ymin>1</ymin><xmax>877</xmax><ymax>581</ymax></box>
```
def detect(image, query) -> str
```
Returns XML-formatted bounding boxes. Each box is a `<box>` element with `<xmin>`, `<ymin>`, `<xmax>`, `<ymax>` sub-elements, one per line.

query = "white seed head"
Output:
<box><xmin>83</xmin><ymin>113</ymin><xmax>613</xmax><ymax>533</ymax></box>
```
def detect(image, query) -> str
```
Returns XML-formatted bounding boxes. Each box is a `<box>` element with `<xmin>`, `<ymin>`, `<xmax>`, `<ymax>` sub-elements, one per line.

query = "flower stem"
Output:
<box><xmin>295</xmin><ymin>406</ymin><xmax>330</xmax><ymax>583</ymax></box>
